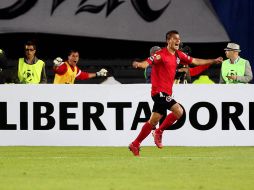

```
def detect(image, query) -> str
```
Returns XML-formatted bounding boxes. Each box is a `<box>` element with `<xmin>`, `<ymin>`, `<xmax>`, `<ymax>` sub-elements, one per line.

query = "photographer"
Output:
<box><xmin>0</xmin><ymin>49</ymin><xmax>18</xmax><ymax>84</ymax></box>
<box><xmin>174</xmin><ymin>45</ymin><xmax>192</xmax><ymax>84</ymax></box>
<box><xmin>175</xmin><ymin>45</ymin><xmax>210</xmax><ymax>84</ymax></box>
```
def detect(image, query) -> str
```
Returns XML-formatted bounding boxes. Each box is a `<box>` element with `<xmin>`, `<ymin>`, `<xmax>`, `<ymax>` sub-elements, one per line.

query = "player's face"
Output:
<box><xmin>68</xmin><ymin>52</ymin><xmax>79</xmax><ymax>66</ymax></box>
<box><xmin>168</xmin><ymin>34</ymin><xmax>181</xmax><ymax>51</ymax></box>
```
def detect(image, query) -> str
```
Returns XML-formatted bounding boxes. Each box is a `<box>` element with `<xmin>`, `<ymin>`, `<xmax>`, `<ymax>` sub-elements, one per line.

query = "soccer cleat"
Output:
<box><xmin>129</xmin><ymin>143</ymin><xmax>140</xmax><ymax>157</ymax></box>
<box><xmin>152</xmin><ymin>129</ymin><xmax>163</xmax><ymax>149</ymax></box>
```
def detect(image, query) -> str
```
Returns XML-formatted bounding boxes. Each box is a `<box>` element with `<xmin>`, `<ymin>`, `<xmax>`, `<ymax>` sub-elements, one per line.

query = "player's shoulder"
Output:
<box><xmin>176</xmin><ymin>50</ymin><xmax>186</xmax><ymax>56</ymax></box>
<box><xmin>154</xmin><ymin>48</ymin><xmax>166</xmax><ymax>58</ymax></box>
<box><xmin>157</xmin><ymin>47</ymin><xmax>166</xmax><ymax>54</ymax></box>
<box><xmin>149</xmin><ymin>48</ymin><xmax>164</xmax><ymax>62</ymax></box>
<box><xmin>177</xmin><ymin>50</ymin><xmax>192</xmax><ymax>60</ymax></box>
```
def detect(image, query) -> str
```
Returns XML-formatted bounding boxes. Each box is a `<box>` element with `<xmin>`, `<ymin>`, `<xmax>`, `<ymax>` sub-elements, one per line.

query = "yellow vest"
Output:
<box><xmin>221</xmin><ymin>58</ymin><xmax>246</xmax><ymax>84</ymax></box>
<box><xmin>192</xmin><ymin>75</ymin><xmax>215</xmax><ymax>84</ymax></box>
<box><xmin>18</xmin><ymin>58</ymin><xmax>45</xmax><ymax>84</ymax></box>
<box><xmin>53</xmin><ymin>62</ymin><xmax>78</xmax><ymax>84</ymax></box>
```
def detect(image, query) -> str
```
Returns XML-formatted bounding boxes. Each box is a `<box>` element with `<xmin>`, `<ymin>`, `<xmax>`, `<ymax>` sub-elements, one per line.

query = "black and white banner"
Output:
<box><xmin>0</xmin><ymin>84</ymin><xmax>253</xmax><ymax>146</ymax></box>
<box><xmin>0</xmin><ymin>0</ymin><xmax>229</xmax><ymax>42</ymax></box>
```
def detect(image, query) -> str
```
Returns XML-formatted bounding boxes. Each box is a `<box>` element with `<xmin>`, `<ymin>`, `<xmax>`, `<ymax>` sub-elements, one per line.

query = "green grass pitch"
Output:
<box><xmin>0</xmin><ymin>146</ymin><xmax>253</xmax><ymax>190</ymax></box>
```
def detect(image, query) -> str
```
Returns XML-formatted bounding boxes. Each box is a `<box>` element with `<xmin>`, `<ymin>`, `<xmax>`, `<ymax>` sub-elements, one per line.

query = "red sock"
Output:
<box><xmin>157</xmin><ymin>113</ymin><xmax>178</xmax><ymax>132</ymax></box>
<box><xmin>133</xmin><ymin>122</ymin><xmax>153</xmax><ymax>146</ymax></box>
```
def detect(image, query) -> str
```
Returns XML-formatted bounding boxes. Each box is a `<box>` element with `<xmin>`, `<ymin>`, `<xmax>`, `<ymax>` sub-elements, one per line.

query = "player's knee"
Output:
<box><xmin>172</xmin><ymin>104</ymin><xmax>184</xmax><ymax>119</ymax></box>
<box><xmin>177</xmin><ymin>108</ymin><xmax>184</xmax><ymax>119</ymax></box>
<box><xmin>148</xmin><ymin>117</ymin><xmax>160</xmax><ymax>127</ymax></box>
<box><xmin>148</xmin><ymin>112</ymin><xmax>163</xmax><ymax>126</ymax></box>
<box><xmin>148</xmin><ymin>119</ymin><xmax>159</xmax><ymax>127</ymax></box>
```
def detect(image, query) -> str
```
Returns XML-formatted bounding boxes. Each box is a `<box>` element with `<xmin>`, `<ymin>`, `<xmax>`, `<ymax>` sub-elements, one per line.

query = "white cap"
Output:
<box><xmin>224</xmin><ymin>43</ymin><xmax>241</xmax><ymax>52</ymax></box>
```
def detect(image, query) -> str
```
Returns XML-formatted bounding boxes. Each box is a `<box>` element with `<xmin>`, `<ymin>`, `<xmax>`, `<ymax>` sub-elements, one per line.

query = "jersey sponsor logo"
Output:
<box><xmin>155</xmin><ymin>54</ymin><xmax>161</xmax><ymax>60</ymax></box>
<box><xmin>227</xmin><ymin>70</ymin><xmax>237</xmax><ymax>76</ymax></box>
<box><xmin>22</xmin><ymin>69</ymin><xmax>35</xmax><ymax>82</ymax></box>
<box><xmin>166</xmin><ymin>95</ymin><xmax>172</xmax><ymax>102</ymax></box>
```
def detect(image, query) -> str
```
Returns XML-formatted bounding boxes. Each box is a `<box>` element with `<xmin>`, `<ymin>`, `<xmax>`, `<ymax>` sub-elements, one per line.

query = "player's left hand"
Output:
<box><xmin>132</xmin><ymin>61</ymin><xmax>139</xmax><ymax>68</ymax></box>
<box><xmin>53</xmin><ymin>57</ymin><xmax>63</xmax><ymax>66</ymax></box>
<box><xmin>96</xmin><ymin>68</ymin><xmax>108</xmax><ymax>77</ymax></box>
<box><xmin>214</xmin><ymin>57</ymin><xmax>223</xmax><ymax>64</ymax></box>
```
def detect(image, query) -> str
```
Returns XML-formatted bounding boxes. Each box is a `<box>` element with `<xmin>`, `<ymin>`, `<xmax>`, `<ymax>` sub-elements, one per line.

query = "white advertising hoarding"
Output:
<box><xmin>0</xmin><ymin>84</ymin><xmax>253</xmax><ymax>146</ymax></box>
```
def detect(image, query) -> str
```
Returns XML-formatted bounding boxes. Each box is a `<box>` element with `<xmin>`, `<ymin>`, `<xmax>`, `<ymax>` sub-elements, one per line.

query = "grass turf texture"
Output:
<box><xmin>0</xmin><ymin>146</ymin><xmax>253</xmax><ymax>190</ymax></box>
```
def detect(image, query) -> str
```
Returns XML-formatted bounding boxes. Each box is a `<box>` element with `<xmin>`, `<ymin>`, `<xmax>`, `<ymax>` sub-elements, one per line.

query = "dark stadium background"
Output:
<box><xmin>0</xmin><ymin>33</ymin><xmax>226</xmax><ymax>84</ymax></box>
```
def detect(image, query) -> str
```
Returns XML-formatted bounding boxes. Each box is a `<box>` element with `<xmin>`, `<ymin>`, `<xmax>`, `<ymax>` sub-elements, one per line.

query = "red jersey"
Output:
<box><xmin>146</xmin><ymin>47</ymin><xmax>193</xmax><ymax>96</ymax></box>
<box><xmin>54</xmin><ymin>62</ymin><xmax>90</xmax><ymax>80</ymax></box>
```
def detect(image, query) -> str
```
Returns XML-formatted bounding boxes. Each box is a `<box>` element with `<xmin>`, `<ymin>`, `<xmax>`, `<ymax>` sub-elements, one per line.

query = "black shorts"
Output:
<box><xmin>152</xmin><ymin>92</ymin><xmax>177</xmax><ymax>115</ymax></box>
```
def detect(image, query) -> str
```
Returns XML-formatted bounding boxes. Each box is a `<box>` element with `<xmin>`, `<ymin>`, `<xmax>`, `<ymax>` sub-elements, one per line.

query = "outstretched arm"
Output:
<box><xmin>192</xmin><ymin>57</ymin><xmax>223</xmax><ymax>66</ymax></box>
<box><xmin>77</xmin><ymin>68</ymin><xmax>108</xmax><ymax>80</ymax></box>
<box><xmin>132</xmin><ymin>60</ymin><xmax>149</xmax><ymax>69</ymax></box>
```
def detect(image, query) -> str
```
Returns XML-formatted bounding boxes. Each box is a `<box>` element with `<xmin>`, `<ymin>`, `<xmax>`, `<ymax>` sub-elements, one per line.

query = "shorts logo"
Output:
<box><xmin>166</xmin><ymin>96</ymin><xmax>172</xmax><ymax>102</ymax></box>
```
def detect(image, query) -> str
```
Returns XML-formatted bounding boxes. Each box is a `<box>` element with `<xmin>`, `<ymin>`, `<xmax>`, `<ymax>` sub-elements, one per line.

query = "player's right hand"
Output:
<box><xmin>132</xmin><ymin>61</ymin><xmax>139</xmax><ymax>69</ymax></box>
<box><xmin>53</xmin><ymin>57</ymin><xmax>63</xmax><ymax>66</ymax></box>
<box><xmin>96</xmin><ymin>68</ymin><xmax>108</xmax><ymax>77</ymax></box>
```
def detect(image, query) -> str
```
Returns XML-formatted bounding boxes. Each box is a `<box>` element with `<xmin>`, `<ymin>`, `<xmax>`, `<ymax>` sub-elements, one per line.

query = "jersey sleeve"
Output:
<box><xmin>146</xmin><ymin>52</ymin><xmax>163</xmax><ymax>65</ymax></box>
<box><xmin>177</xmin><ymin>50</ymin><xmax>193</xmax><ymax>65</ymax></box>
<box><xmin>54</xmin><ymin>62</ymin><xmax>67</xmax><ymax>75</ymax></box>
<box><xmin>76</xmin><ymin>67</ymin><xmax>90</xmax><ymax>80</ymax></box>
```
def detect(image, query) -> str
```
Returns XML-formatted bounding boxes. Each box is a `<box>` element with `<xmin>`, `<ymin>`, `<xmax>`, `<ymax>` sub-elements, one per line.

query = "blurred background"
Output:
<box><xmin>0</xmin><ymin>0</ymin><xmax>253</xmax><ymax>84</ymax></box>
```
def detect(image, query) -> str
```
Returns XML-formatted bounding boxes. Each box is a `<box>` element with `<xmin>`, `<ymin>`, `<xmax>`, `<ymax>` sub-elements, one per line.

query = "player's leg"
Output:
<box><xmin>153</xmin><ymin>98</ymin><xmax>183</xmax><ymax>148</ymax></box>
<box><xmin>158</xmin><ymin>103</ymin><xmax>183</xmax><ymax>131</ymax></box>
<box><xmin>129</xmin><ymin>112</ymin><xmax>162</xmax><ymax>156</ymax></box>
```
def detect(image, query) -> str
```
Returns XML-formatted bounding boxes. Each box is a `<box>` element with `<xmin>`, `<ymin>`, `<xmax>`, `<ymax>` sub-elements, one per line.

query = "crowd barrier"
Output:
<box><xmin>0</xmin><ymin>84</ymin><xmax>253</xmax><ymax>146</ymax></box>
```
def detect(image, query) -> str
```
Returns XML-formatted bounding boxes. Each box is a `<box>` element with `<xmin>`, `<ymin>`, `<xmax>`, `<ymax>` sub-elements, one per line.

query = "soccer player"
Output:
<box><xmin>53</xmin><ymin>49</ymin><xmax>108</xmax><ymax>84</ymax></box>
<box><xmin>129</xmin><ymin>30</ymin><xmax>223</xmax><ymax>156</ymax></box>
